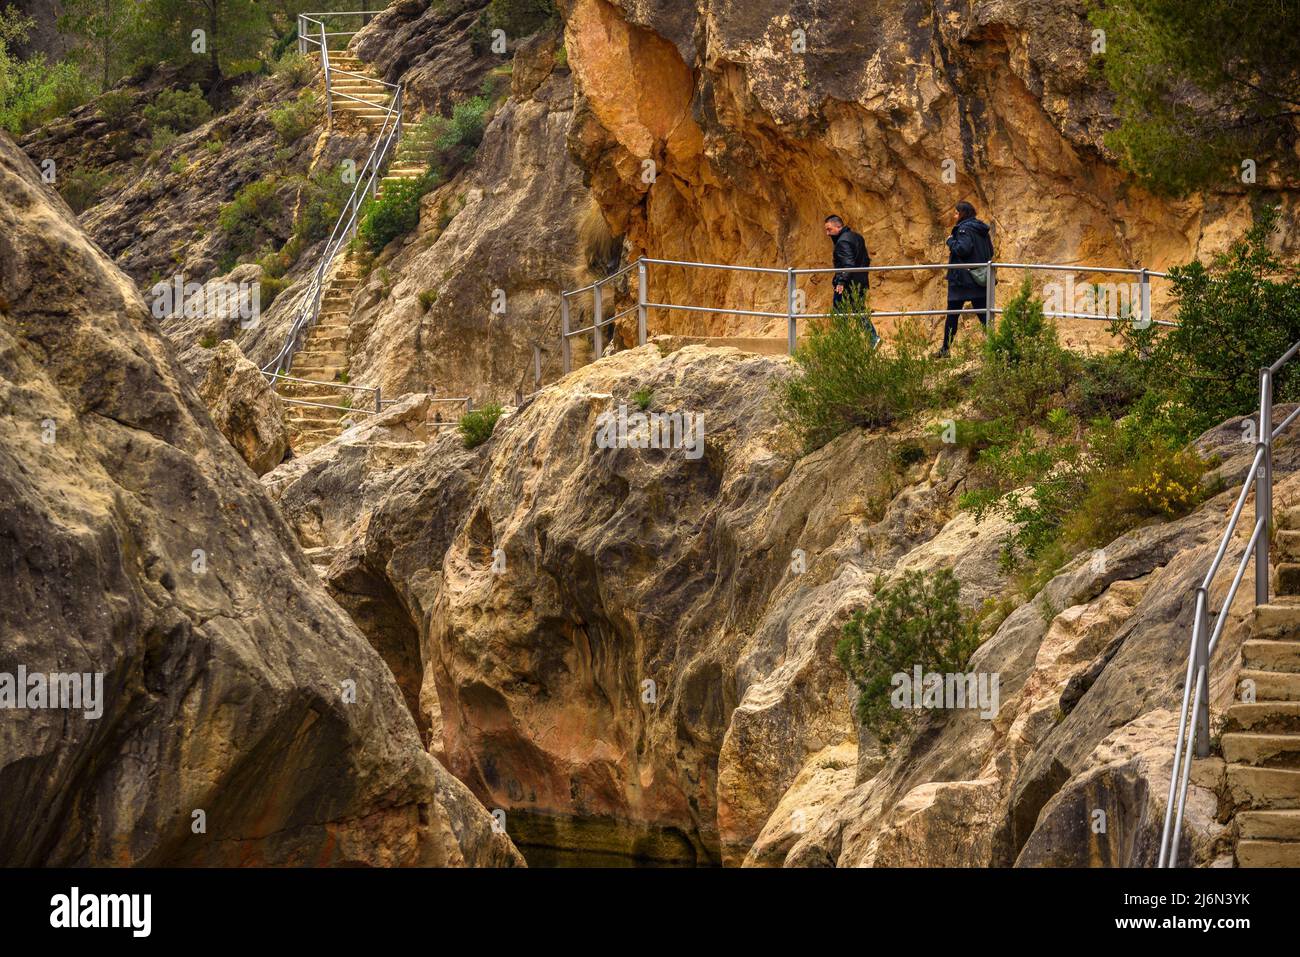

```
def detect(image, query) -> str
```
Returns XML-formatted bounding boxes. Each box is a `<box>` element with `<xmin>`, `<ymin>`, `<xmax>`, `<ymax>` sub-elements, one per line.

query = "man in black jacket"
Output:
<box><xmin>824</xmin><ymin>214</ymin><xmax>878</xmax><ymax>346</ymax></box>
<box><xmin>938</xmin><ymin>201</ymin><xmax>994</xmax><ymax>357</ymax></box>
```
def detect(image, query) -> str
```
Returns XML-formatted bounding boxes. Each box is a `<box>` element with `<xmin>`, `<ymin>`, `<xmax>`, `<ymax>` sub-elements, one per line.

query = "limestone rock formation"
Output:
<box><xmin>323</xmin><ymin>344</ymin><xmax>1015</xmax><ymax>864</ymax></box>
<box><xmin>197</xmin><ymin>339</ymin><xmax>290</xmax><ymax>475</ymax></box>
<box><xmin>294</xmin><ymin>330</ymin><xmax>1300</xmax><ymax>866</ymax></box>
<box><xmin>0</xmin><ymin>131</ymin><xmax>521</xmax><ymax>867</ymax></box>
<box><xmin>561</xmin><ymin>0</ymin><xmax>1299</xmax><ymax>352</ymax></box>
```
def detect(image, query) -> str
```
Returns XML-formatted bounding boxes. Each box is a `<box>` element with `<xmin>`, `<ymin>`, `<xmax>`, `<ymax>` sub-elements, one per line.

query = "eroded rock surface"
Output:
<box><xmin>198</xmin><ymin>339</ymin><xmax>289</xmax><ymax>475</ymax></box>
<box><xmin>0</xmin><ymin>132</ymin><xmax>521</xmax><ymax>867</ymax></box>
<box><xmin>562</xmin><ymin>0</ymin><xmax>1299</xmax><ymax>350</ymax></box>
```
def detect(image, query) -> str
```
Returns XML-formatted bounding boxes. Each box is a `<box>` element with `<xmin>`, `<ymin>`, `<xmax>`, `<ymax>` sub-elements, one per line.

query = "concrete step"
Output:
<box><xmin>303</xmin><ymin>545</ymin><xmax>337</xmax><ymax>569</ymax></box>
<box><xmin>1226</xmin><ymin>701</ymin><xmax>1300</xmax><ymax>734</ymax></box>
<box><xmin>1222</xmin><ymin>732</ymin><xmax>1300</xmax><ymax>768</ymax></box>
<box><xmin>307</xmin><ymin>330</ymin><xmax>349</xmax><ymax>347</ymax></box>
<box><xmin>1276</xmin><ymin>530</ymin><xmax>1300</xmax><ymax>561</ymax></box>
<box><xmin>1240</xmin><ymin>669</ymin><xmax>1300</xmax><ymax>701</ymax></box>
<box><xmin>1226</xmin><ymin>764</ymin><xmax>1300</xmax><ymax>808</ymax></box>
<box><xmin>1251</xmin><ymin>602</ymin><xmax>1300</xmax><ymax>639</ymax></box>
<box><xmin>1236</xmin><ymin>839</ymin><xmax>1300</xmax><ymax>866</ymax></box>
<box><xmin>287</xmin><ymin>409</ymin><xmax>348</xmax><ymax>425</ymax></box>
<box><xmin>667</xmin><ymin>335</ymin><xmax>794</xmax><ymax>356</ymax></box>
<box><xmin>279</xmin><ymin>391</ymin><xmax>344</xmax><ymax>405</ymax></box>
<box><xmin>292</xmin><ymin>368</ymin><xmax>348</xmax><ymax>381</ymax></box>
<box><xmin>1278</xmin><ymin>563</ymin><xmax>1300</xmax><ymax>596</ymax></box>
<box><xmin>333</xmin><ymin>91</ymin><xmax>390</xmax><ymax>103</ymax></box>
<box><xmin>1243</xmin><ymin>640</ymin><xmax>1300</xmax><ymax>673</ymax></box>
<box><xmin>1237</xmin><ymin>809</ymin><xmax>1300</xmax><ymax>841</ymax></box>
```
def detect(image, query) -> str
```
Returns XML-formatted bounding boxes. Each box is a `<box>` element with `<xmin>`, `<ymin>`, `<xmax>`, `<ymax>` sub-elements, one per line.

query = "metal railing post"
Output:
<box><xmin>593</xmin><ymin>283</ymin><xmax>604</xmax><ymax>358</ymax></box>
<box><xmin>1257</xmin><ymin>368</ymin><xmax>1273</xmax><ymax>604</ymax></box>
<box><xmin>561</xmin><ymin>294</ymin><xmax>572</xmax><ymax>373</ymax></box>
<box><xmin>297</xmin><ymin>15</ymin><xmax>305</xmax><ymax>55</ymax></box>
<box><xmin>637</xmin><ymin>258</ymin><xmax>647</xmax><ymax>345</ymax></box>
<box><xmin>533</xmin><ymin>344</ymin><xmax>541</xmax><ymax>388</ymax></box>
<box><xmin>374</xmin><ymin>386</ymin><xmax>382</xmax><ymax>414</ymax></box>
<box><xmin>986</xmin><ymin>262</ymin><xmax>996</xmax><ymax>334</ymax></box>
<box><xmin>786</xmin><ymin>267</ymin><xmax>797</xmax><ymax>355</ymax></box>
<box><xmin>1193</xmin><ymin>587</ymin><xmax>1211</xmax><ymax>758</ymax></box>
<box><xmin>321</xmin><ymin>23</ymin><xmax>332</xmax><ymax>125</ymax></box>
<box><xmin>1139</xmin><ymin>267</ymin><xmax>1151</xmax><ymax>328</ymax></box>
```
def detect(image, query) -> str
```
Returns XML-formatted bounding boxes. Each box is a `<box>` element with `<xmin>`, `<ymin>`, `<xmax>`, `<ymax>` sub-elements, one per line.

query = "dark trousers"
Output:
<box><xmin>943</xmin><ymin>293</ymin><xmax>988</xmax><ymax>350</ymax></box>
<box><xmin>834</xmin><ymin>282</ymin><xmax>879</xmax><ymax>346</ymax></box>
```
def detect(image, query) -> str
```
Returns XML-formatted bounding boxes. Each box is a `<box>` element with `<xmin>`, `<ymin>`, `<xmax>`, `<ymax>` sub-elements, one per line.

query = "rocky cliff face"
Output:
<box><xmin>560</xmin><ymin>0</ymin><xmax>1299</xmax><ymax>350</ymax></box>
<box><xmin>0</xmin><ymin>132</ymin><xmax>521</xmax><ymax>866</ymax></box>
<box><xmin>266</xmin><ymin>339</ymin><xmax>1286</xmax><ymax>866</ymax></box>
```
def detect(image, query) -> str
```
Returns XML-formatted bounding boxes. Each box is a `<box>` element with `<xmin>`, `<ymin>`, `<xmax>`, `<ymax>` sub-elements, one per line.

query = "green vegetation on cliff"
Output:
<box><xmin>778</xmin><ymin>211</ymin><xmax>1297</xmax><ymax>588</ymax></box>
<box><xmin>836</xmin><ymin>569</ymin><xmax>981</xmax><ymax>750</ymax></box>
<box><xmin>1090</xmin><ymin>0</ymin><xmax>1300</xmax><ymax>194</ymax></box>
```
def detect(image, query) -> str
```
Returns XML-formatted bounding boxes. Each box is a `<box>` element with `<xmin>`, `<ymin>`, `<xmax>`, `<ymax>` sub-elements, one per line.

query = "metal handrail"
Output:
<box><xmin>1157</xmin><ymin>347</ymin><xmax>1300</xmax><ymax>866</ymax></box>
<box><xmin>262</xmin><ymin>11</ymin><xmax>405</xmax><ymax>391</ymax></box>
<box><xmin>559</xmin><ymin>256</ymin><xmax>1174</xmax><ymax>373</ymax></box>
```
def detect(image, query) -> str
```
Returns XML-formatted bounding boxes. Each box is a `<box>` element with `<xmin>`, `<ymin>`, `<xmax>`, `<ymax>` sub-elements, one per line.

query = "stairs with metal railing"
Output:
<box><xmin>1229</xmin><ymin>517</ymin><xmax>1300</xmax><ymax>866</ymax></box>
<box><xmin>266</xmin><ymin>13</ymin><xmax>434</xmax><ymax>455</ymax></box>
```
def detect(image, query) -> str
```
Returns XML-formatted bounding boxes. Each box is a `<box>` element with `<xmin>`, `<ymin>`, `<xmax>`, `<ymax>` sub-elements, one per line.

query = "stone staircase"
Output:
<box><xmin>277</xmin><ymin>258</ymin><xmax>363</xmax><ymax>455</ymax></box>
<box><xmin>274</xmin><ymin>48</ymin><xmax>433</xmax><ymax>455</ymax></box>
<box><xmin>1227</xmin><ymin>512</ymin><xmax>1300</xmax><ymax>866</ymax></box>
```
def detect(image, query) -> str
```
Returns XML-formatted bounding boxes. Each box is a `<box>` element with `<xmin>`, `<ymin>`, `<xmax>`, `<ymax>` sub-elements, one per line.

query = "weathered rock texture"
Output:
<box><xmin>198</xmin><ymin>339</ymin><xmax>290</xmax><ymax>475</ymax></box>
<box><xmin>322</xmin><ymin>345</ymin><xmax>1013</xmax><ymax>863</ymax></box>
<box><xmin>302</xmin><ymin>335</ymin><xmax>1299</xmax><ymax>866</ymax></box>
<box><xmin>0</xmin><ymin>132</ymin><xmax>521</xmax><ymax>867</ymax></box>
<box><xmin>561</xmin><ymin>0</ymin><xmax>1300</xmax><ymax>352</ymax></box>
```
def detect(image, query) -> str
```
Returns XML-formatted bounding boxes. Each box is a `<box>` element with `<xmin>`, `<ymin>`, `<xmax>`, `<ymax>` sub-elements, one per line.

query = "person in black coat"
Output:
<box><xmin>823</xmin><ymin>214</ymin><xmax>878</xmax><ymax>346</ymax></box>
<box><xmin>938</xmin><ymin>201</ymin><xmax>994</xmax><ymax>357</ymax></box>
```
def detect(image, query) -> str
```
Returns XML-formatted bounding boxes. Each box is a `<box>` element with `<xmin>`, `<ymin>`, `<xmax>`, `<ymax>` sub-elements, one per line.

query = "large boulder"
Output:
<box><xmin>198</xmin><ymin>339</ymin><xmax>289</xmax><ymax>475</ymax></box>
<box><xmin>0</xmin><ymin>132</ymin><xmax>521</xmax><ymax>867</ymax></box>
<box><xmin>339</xmin><ymin>344</ymin><xmax>1005</xmax><ymax>864</ymax></box>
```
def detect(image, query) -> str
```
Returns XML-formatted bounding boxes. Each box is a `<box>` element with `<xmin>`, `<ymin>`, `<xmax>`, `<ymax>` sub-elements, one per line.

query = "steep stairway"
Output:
<box><xmin>1228</xmin><ymin>512</ymin><xmax>1300</xmax><ymax>866</ymax></box>
<box><xmin>277</xmin><ymin>258</ymin><xmax>363</xmax><ymax>455</ymax></box>
<box><xmin>275</xmin><ymin>48</ymin><xmax>434</xmax><ymax>455</ymax></box>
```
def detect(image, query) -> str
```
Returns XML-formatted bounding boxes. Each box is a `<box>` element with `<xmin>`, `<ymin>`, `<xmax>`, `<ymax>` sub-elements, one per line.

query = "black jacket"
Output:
<box><xmin>946</xmin><ymin>217</ymin><xmax>993</xmax><ymax>294</ymax></box>
<box><xmin>831</xmin><ymin>226</ymin><xmax>870</xmax><ymax>288</ymax></box>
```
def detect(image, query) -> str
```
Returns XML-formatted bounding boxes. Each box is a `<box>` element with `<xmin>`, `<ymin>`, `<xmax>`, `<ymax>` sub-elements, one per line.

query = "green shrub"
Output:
<box><xmin>357</xmin><ymin>171</ymin><xmax>438</xmax><ymax>253</ymax></box>
<box><xmin>97</xmin><ymin>90</ymin><xmax>134</xmax><ymax>126</ymax></box>
<box><xmin>268</xmin><ymin>89</ymin><xmax>320</xmax><ymax>144</ymax></box>
<box><xmin>459</xmin><ymin>402</ymin><xmax>504</xmax><ymax>449</ymax></box>
<box><xmin>291</xmin><ymin>163</ymin><xmax>354</xmax><ymax>248</ymax></box>
<box><xmin>142</xmin><ymin>85</ymin><xmax>212</xmax><ymax>133</ymax></box>
<box><xmin>775</xmin><ymin>289</ymin><xmax>932</xmax><ymax>453</ymax></box>
<box><xmin>147</xmin><ymin>125</ymin><xmax>177</xmax><ymax>157</ymax></box>
<box><xmin>0</xmin><ymin>11</ymin><xmax>91</xmax><ymax>134</ymax></box>
<box><xmin>259</xmin><ymin>274</ymin><xmax>291</xmax><ymax>308</ymax></box>
<box><xmin>273</xmin><ymin>50</ymin><xmax>315</xmax><ymax>86</ymax></box>
<box><xmin>418</xmin><ymin>288</ymin><xmax>438</xmax><ymax>310</ymax></box>
<box><xmin>1066</xmin><ymin>349</ymin><xmax>1148</xmax><ymax>420</ymax></box>
<box><xmin>973</xmin><ymin>278</ymin><xmax>1078</xmax><ymax>424</ymax></box>
<box><xmin>438</xmin><ymin>95</ymin><xmax>490</xmax><ymax>153</ymax></box>
<box><xmin>58</xmin><ymin>166</ymin><xmax>114</xmax><ymax>214</ymax></box>
<box><xmin>218</xmin><ymin>177</ymin><xmax>280</xmax><ymax>260</ymax></box>
<box><xmin>487</xmin><ymin>0</ymin><xmax>559</xmax><ymax>36</ymax></box>
<box><xmin>170</xmin><ymin>155</ymin><xmax>189</xmax><ymax>175</ymax></box>
<box><xmin>1115</xmin><ymin>206</ymin><xmax>1300</xmax><ymax>435</ymax></box>
<box><xmin>835</xmin><ymin>569</ymin><xmax>981</xmax><ymax>751</ymax></box>
<box><xmin>631</xmin><ymin>386</ymin><xmax>653</xmax><ymax>411</ymax></box>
